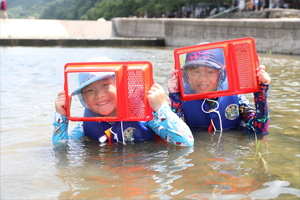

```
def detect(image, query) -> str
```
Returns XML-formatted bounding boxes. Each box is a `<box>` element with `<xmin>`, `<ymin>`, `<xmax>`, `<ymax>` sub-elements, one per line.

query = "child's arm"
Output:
<box><xmin>169</xmin><ymin>92</ymin><xmax>185</xmax><ymax>121</ymax></box>
<box><xmin>239</xmin><ymin>85</ymin><xmax>270</xmax><ymax>133</ymax></box>
<box><xmin>240</xmin><ymin>65</ymin><xmax>271</xmax><ymax>133</ymax></box>
<box><xmin>52</xmin><ymin>113</ymin><xmax>69</xmax><ymax>143</ymax></box>
<box><xmin>52</xmin><ymin>113</ymin><xmax>84</xmax><ymax>143</ymax></box>
<box><xmin>167</xmin><ymin>70</ymin><xmax>185</xmax><ymax>120</ymax></box>
<box><xmin>146</xmin><ymin>84</ymin><xmax>194</xmax><ymax>146</ymax></box>
<box><xmin>145</xmin><ymin>102</ymin><xmax>194</xmax><ymax>146</ymax></box>
<box><xmin>52</xmin><ymin>90</ymin><xmax>85</xmax><ymax>143</ymax></box>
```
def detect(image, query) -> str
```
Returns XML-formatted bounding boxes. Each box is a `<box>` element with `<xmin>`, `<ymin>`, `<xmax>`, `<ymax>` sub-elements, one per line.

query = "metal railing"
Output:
<box><xmin>208</xmin><ymin>1</ymin><xmax>251</xmax><ymax>19</ymax></box>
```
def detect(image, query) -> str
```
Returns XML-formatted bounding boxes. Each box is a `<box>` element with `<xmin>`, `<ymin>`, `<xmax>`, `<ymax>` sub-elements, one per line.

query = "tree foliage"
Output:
<box><xmin>6</xmin><ymin>0</ymin><xmax>60</xmax><ymax>19</ymax></box>
<box><xmin>42</xmin><ymin>0</ymin><xmax>98</xmax><ymax>20</ymax></box>
<box><xmin>6</xmin><ymin>0</ymin><xmax>233</xmax><ymax>20</ymax></box>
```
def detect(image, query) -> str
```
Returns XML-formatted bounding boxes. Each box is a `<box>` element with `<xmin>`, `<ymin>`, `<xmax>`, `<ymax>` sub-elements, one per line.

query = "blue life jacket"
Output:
<box><xmin>182</xmin><ymin>78</ymin><xmax>241</xmax><ymax>130</ymax></box>
<box><xmin>183</xmin><ymin>95</ymin><xmax>241</xmax><ymax>130</ymax></box>
<box><xmin>83</xmin><ymin>108</ymin><xmax>155</xmax><ymax>143</ymax></box>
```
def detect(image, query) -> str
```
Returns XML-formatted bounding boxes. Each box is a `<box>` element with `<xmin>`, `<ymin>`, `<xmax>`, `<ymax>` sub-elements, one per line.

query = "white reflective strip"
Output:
<box><xmin>121</xmin><ymin>121</ymin><xmax>126</xmax><ymax>145</ymax></box>
<box><xmin>201</xmin><ymin>99</ymin><xmax>223</xmax><ymax>133</ymax></box>
<box><xmin>99</xmin><ymin>135</ymin><xmax>108</xmax><ymax>143</ymax></box>
<box><xmin>110</xmin><ymin>126</ymin><xmax>126</xmax><ymax>145</ymax></box>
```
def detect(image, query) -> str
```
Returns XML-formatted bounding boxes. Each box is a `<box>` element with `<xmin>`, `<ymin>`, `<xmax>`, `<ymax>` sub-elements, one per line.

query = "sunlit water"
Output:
<box><xmin>1</xmin><ymin>47</ymin><xmax>299</xmax><ymax>199</ymax></box>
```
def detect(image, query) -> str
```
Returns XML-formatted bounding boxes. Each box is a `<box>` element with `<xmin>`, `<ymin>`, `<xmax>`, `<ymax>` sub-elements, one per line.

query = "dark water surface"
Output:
<box><xmin>1</xmin><ymin>47</ymin><xmax>299</xmax><ymax>199</ymax></box>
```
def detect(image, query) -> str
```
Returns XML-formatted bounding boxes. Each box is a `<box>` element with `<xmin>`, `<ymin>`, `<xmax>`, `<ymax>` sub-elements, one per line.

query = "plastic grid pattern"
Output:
<box><xmin>234</xmin><ymin>43</ymin><xmax>255</xmax><ymax>89</ymax></box>
<box><xmin>127</xmin><ymin>70</ymin><xmax>146</xmax><ymax>119</ymax></box>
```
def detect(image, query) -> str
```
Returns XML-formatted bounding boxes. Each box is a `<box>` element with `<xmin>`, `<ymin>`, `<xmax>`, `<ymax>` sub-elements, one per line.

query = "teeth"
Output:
<box><xmin>97</xmin><ymin>100</ymin><xmax>109</xmax><ymax>105</ymax></box>
<box><xmin>199</xmin><ymin>85</ymin><xmax>208</xmax><ymax>90</ymax></box>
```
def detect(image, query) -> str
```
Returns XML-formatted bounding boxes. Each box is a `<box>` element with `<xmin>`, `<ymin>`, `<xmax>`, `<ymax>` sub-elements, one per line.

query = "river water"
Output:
<box><xmin>1</xmin><ymin>46</ymin><xmax>299</xmax><ymax>199</ymax></box>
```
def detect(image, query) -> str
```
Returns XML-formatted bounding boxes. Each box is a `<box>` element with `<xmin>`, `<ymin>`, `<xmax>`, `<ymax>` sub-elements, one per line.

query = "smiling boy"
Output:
<box><xmin>168</xmin><ymin>48</ymin><xmax>271</xmax><ymax>133</ymax></box>
<box><xmin>181</xmin><ymin>48</ymin><xmax>226</xmax><ymax>94</ymax></box>
<box><xmin>73</xmin><ymin>72</ymin><xmax>118</xmax><ymax>117</ymax></box>
<box><xmin>184</xmin><ymin>66</ymin><xmax>219</xmax><ymax>93</ymax></box>
<box><xmin>53</xmin><ymin>57</ymin><xmax>194</xmax><ymax>146</ymax></box>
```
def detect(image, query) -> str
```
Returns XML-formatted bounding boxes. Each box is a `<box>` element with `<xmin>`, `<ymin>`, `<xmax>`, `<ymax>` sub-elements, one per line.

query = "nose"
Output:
<box><xmin>198</xmin><ymin>73</ymin><xmax>208</xmax><ymax>82</ymax></box>
<box><xmin>95</xmin><ymin>88</ymin><xmax>105</xmax><ymax>99</ymax></box>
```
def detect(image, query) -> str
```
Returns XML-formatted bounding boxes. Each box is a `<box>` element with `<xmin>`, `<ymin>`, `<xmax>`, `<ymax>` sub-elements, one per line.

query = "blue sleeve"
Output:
<box><xmin>144</xmin><ymin>101</ymin><xmax>194</xmax><ymax>146</ymax></box>
<box><xmin>52</xmin><ymin>112</ymin><xmax>85</xmax><ymax>143</ymax></box>
<box><xmin>252</xmin><ymin>84</ymin><xmax>270</xmax><ymax>132</ymax></box>
<box><xmin>239</xmin><ymin>84</ymin><xmax>270</xmax><ymax>133</ymax></box>
<box><xmin>169</xmin><ymin>92</ymin><xmax>185</xmax><ymax>121</ymax></box>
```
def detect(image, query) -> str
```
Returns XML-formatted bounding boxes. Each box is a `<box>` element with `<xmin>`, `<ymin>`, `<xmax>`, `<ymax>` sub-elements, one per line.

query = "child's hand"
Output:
<box><xmin>148</xmin><ymin>84</ymin><xmax>166</xmax><ymax>112</ymax></box>
<box><xmin>257</xmin><ymin>65</ymin><xmax>271</xmax><ymax>85</ymax></box>
<box><xmin>55</xmin><ymin>90</ymin><xmax>69</xmax><ymax>116</ymax></box>
<box><xmin>167</xmin><ymin>70</ymin><xmax>180</xmax><ymax>93</ymax></box>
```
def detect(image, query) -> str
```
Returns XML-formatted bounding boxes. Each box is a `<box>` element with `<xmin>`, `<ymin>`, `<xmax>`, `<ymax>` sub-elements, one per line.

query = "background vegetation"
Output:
<box><xmin>6</xmin><ymin>0</ymin><xmax>233</xmax><ymax>20</ymax></box>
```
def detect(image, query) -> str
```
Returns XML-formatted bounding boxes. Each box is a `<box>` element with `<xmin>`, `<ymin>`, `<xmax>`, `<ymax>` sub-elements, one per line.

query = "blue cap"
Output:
<box><xmin>72</xmin><ymin>72</ymin><xmax>114</xmax><ymax>107</ymax></box>
<box><xmin>182</xmin><ymin>48</ymin><xmax>225</xmax><ymax>70</ymax></box>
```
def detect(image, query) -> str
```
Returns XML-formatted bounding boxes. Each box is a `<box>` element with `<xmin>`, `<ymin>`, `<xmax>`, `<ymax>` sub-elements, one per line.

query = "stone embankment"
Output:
<box><xmin>0</xmin><ymin>19</ymin><xmax>164</xmax><ymax>47</ymax></box>
<box><xmin>112</xmin><ymin>18</ymin><xmax>299</xmax><ymax>55</ymax></box>
<box><xmin>1</xmin><ymin>17</ymin><xmax>299</xmax><ymax>55</ymax></box>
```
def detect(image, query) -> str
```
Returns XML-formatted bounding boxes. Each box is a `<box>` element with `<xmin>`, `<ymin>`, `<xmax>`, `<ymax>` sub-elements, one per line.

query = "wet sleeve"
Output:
<box><xmin>239</xmin><ymin>84</ymin><xmax>270</xmax><ymax>133</ymax></box>
<box><xmin>52</xmin><ymin>112</ymin><xmax>85</xmax><ymax>143</ymax></box>
<box><xmin>169</xmin><ymin>92</ymin><xmax>185</xmax><ymax>121</ymax></box>
<box><xmin>145</xmin><ymin>101</ymin><xmax>194</xmax><ymax>146</ymax></box>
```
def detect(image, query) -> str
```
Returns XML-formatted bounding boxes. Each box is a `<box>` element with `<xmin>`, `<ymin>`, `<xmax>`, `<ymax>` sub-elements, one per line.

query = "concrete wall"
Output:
<box><xmin>1</xmin><ymin>19</ymin><xmax>112</xmax><ymax>39</ymax></box>
<box><xmin>112</xmin><ymin>18</ymin><xmax>300</xmax><ymax>55</ymax></box>
<box><xmin>1</xmin><ymin>18</ymin><xmax>299</xmax><ymax>55</ymax></box>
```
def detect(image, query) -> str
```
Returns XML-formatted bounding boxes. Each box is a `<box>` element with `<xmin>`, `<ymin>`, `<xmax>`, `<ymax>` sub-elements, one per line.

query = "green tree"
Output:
<box><xmin>42</xmin><ymin>0</ymin><xmax>98</xmax><ymax>20</ymax></box>
<box><xmin>7</xmin><ymin>0</ymin><xmax>235</xmax><ymax>20</ymax></box>
<box><xmin>7</xmin><ymin>0</ymin><xmax>59</xmax><ymax>19</ymax></box>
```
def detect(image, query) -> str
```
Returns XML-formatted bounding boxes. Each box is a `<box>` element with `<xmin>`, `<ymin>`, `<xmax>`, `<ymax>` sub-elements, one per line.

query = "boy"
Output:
<box><xmin>180</xmin><ymin>48</ymin><xmax>227</xmax><ymax>95</ymax></box>
<box><xmin>53</xmin><ymin>57</ymin><xmax>194</xmax><ymax>146</ymax></box>
<box><xmin>167</xmin><ymin>48</ymin><xmax>271</xmax><ymax>133</ymax></box>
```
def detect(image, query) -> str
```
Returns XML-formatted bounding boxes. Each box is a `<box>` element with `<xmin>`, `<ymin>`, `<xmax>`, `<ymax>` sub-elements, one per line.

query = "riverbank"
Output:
<box><xmin>112</xmin><ymin>18</ymin><xmax>299</xmax><ymax>55</ymax></box>
<box><xmin>0</xmin><ymin>19</ymin><xmax>164</xmax><ymax>47</ymax></box>
<box><xmin>1</xmin><ymin>18</ymin><xmax>299</xmax><ymax>55</ymax></box>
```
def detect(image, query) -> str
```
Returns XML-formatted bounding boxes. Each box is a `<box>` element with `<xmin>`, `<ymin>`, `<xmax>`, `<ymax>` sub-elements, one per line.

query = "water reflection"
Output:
<box><xmin>1</xmin><ymin>47</ymin><xmax>300</xmax><ymax>199</ymax></box>
<box><xmin>186</xmin><ymin>180</ymin><xmax>300</xmax><ymax>199</ymax></box>
<box><xmin>53</xmin><ymin>141</ymin><xmax>194</xmax><ymax>199</ymax></box>
<box><xmin>51</xmin><ymin>130</ymin><xmax>298</xmax><ymax>199</ymax></box>
<box><xmin>163</xmin><ymin>131</ymin><xmax>270</xmax><ymax>197</ymax></box>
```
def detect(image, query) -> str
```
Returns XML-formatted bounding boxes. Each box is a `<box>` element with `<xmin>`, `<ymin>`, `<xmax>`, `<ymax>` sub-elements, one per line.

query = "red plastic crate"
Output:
<box><xmin>64</xmin><ymin>61</ymin><xmax>154</xmax><ymax>122</ymax></box>
<box><xmin>174</xmin><ymin>37</ymin><xmax>260</xmax><ymax>101</ymax></box>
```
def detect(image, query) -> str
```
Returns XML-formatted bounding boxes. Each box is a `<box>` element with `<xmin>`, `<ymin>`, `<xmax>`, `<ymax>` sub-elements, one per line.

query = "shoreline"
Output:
<box><xmin>1</xmin><ymin>18</ymin><xmax>299</xmax><ymax>55</ymax></box>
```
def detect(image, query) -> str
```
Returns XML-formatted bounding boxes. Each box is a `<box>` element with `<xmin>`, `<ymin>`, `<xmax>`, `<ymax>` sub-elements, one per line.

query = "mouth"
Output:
<box><xmin>97</xmin><ymin>100</ymin><xmax>110</xmax><ymax>106</ymax></box>
<box><xmin>197</xmin><ymin>84</ymin><xmax>209</xmax><ymax>90</ymax></box>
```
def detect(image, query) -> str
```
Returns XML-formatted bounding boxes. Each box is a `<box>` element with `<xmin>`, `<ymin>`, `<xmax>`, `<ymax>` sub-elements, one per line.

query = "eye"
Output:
<box><xmin>84</xmin><ymin>89</ymin><xmax>93</xmax><ymax>94</ymax></box>
<box><xmin>208</xmin><ymin>70</ymin><xmax>216</xmax><ymax>74</ymax></box>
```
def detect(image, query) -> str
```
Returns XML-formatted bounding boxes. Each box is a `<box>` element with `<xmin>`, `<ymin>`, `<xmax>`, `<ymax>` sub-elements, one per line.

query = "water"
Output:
<box><xmin>1</xmin><ymin>46</ymin><xmax>299</xmax><ymax>199</ymax></box>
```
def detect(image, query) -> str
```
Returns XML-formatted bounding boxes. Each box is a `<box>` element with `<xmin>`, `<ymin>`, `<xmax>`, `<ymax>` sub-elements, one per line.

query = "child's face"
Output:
<box><xmin>186</xmin><ymin>66</ymin><xmax>219</xmax><ymax>93</ymax></box>
<box><xmin>82</xmin><ymin>76</ymin><xmax>117</xmax><ymax>117</ymax></box>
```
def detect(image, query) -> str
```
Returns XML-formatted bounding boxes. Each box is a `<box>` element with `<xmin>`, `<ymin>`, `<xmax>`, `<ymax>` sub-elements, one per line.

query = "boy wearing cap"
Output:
<box><xmin>53</xmin><ymin>58</ymin><xmax>194</xmax><ymax>146</ymax></box>
<box><xmin>180</xmin><ymin>48</ymin><xmax>227</xmax><ymax>95</ymax></box>
<box><xmin>168</xmin><ymin>48</ymin><xmax>271</xmax><ymax>133</ymax></box>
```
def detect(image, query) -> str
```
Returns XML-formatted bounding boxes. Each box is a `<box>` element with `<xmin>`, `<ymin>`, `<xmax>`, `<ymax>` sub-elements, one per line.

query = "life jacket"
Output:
<box><xmin>183</xmin><ymin>95</ymin><xmax>241</xmax><ymax>130</ymax></box>
<box><xmin>83</xmin><ymin>108</ymin><xmax>155</xmax><ymax>143</ymax></box>
<box><xmin>182</xmin><ymin>76</ymin><xmax>241</xmax><ymax>130</ymax></box>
